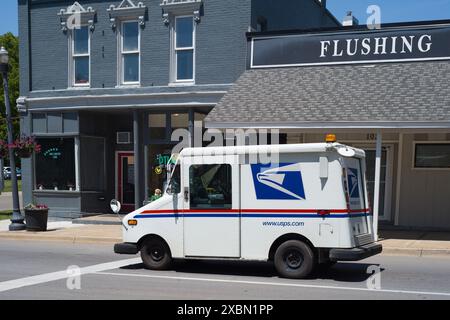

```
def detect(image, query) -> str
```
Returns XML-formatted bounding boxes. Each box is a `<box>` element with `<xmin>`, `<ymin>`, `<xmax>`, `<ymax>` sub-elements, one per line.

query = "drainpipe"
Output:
<box><xmin>373</xmin><ymin>131</ymin><xmax>382</xmax><ymax>241</ymax></box>
<box><xmin>133</xmin><ymin>110</ymin><xmax>141</xmax><ymax>209</ymax></box>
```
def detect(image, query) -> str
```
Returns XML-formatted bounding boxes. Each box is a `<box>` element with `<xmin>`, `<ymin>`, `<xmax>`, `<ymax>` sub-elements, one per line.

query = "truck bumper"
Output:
<box><xmin>329</xmin><ymin>243</ymin><xmax>382</xmax><ymax>261</ymax></box>
<box><xmin>114</xmin><ymin>243</ymin><xmax>139</xmax><ymax>255</ymax></box>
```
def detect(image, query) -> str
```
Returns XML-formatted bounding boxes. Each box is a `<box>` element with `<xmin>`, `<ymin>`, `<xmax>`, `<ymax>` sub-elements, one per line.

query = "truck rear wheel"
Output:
<box><xmin>140</xmin><ymin>238</ymin><xmax>172</xmax><ymax>270</ymax></box>
<box><xmin>274</xmin><ymin>240</ymin><xmax>315</xmax><ymax>279</ymax></box>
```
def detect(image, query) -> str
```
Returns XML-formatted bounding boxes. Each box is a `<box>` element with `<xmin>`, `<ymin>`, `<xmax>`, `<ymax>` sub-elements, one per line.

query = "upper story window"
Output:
<box><xmin>71</xmin><ymin>26</ymin><xmax>90</xmax><ymax>87</ymax></box>
<box><xmin>58</xmin><ymin>2</ymin><xmax>96</xmax><ymax>88</ymax></box>
<box><xmin>120</xmin><ymin>21</ymin><xmax>141</xmax><ymax>85</ymax></box>
<box><xmin>107</xmin><ymin>0</ymin><xmax>147</xmax><ymax>86</ymax></box>
<box><xmin>173</xmin><ymin>16</ymin><xmax>195</xmax><ymax>83</ymax></box>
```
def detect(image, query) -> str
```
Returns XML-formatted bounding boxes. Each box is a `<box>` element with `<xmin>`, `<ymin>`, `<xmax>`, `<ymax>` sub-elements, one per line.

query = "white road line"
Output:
<box><xmin>0</xmin><ymin>258</ymin><xmax>141</xmax><ymax>293</ymax></box>
<box><xmin>96</xmin><ymin>271</ymin><xmax>450</xmax><ymax>297</ymax></box>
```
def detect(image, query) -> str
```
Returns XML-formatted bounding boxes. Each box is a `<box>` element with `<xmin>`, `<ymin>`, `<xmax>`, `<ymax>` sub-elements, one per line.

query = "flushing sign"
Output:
<box><xmin>250</xmin><ymin>24</ymin><xmax>450</xmax><ymax>68</ymax></box>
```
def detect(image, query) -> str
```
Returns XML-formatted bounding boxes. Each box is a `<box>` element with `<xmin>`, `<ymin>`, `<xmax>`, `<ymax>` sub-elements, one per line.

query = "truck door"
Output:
<box><xmin>182</xmin><ymin>156</ymin><xmax>240</xmax><ymax>258</ymax></box>
<box><xmin>344</xmin><ymin>157</ymin><xmax>370</xmax><ymax>235</ymax></box>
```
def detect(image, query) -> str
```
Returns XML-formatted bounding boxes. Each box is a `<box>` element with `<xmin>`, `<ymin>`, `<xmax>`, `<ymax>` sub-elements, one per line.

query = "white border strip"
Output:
<box><xmin>251</xmin><ymin>56</ymin><xmax>450</xmax><ymax>69</ymax></box>
<box><xmin>0</xmin><ymin>258</ymin><xmax>141</xmax><ymax>293</ymax></box>
<box><xmin>96</xmin><ymin>271</ymin><xmax>450</xmax><ymax>297</ymax></box>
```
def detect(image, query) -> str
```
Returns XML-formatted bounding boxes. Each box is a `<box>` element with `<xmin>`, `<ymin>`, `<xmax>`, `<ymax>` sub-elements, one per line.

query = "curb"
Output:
<box><xmin>72</xmin><ymin>219</ymin><xmax>121</xmax><ymax>226</ymax></box>
<box><xmin>0</xmin><ymin>233</ymin><xmax>121</xmax><ymax>244</ymax></box>
<box><xmin>381</xmin><ymin>247</ymin><xmax>450</xmax><ymax>257</ymax></box>
<box><xmin>1</xmin><ymin>233</ymin><xmax>450</xmax><ymax>257</ymax></box>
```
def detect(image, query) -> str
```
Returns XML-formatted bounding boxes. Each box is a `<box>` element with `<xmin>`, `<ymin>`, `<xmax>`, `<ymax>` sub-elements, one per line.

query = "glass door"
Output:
<box><xmin>363</xmin><ymin>146</ymin><xmax>393</xmax><ymax>221</ymax></box>
<box><xmin>117</xmin><ymin>152</ymin><xmax>135</xmax><ymax>212</ymax></box>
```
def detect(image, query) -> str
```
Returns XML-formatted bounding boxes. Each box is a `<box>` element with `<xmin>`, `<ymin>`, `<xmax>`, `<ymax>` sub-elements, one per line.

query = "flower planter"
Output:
<box><xmin>15</xmin><ymin>150</ymin><xmax>32</xmax><ymax>158</ymax></box>
<box><xmin>25</xmin><ymin>208</ymin><xmax>49</xmax><ymax>232</ymax></box>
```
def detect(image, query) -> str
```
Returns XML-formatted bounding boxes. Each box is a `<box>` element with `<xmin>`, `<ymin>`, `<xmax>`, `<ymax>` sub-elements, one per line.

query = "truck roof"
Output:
<box><xmin>180</xmin><ymin>143</ymin><xmax>365</xmax><ymax>158</ymax></box>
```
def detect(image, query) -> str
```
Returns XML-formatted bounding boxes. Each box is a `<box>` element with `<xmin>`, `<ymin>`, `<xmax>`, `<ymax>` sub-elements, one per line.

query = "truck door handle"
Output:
<box><xmin>184</xmin><ymin>188</ymin><xmax>189</xmax><ymax>202</ymax></box>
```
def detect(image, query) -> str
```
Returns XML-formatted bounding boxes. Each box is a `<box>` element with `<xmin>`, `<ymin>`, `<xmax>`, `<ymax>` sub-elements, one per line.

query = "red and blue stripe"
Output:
<box><xmin>134</xmin><ymin>208</ymin><xmax>371</xmax><ymax>219</ymax></box>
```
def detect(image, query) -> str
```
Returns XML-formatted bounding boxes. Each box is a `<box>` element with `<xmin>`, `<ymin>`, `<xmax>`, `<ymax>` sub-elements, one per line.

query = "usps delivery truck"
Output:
<box><xmin>114</xmin><ymin>140</ymin><xmax>382</xmax><ymax>279</ymax></box>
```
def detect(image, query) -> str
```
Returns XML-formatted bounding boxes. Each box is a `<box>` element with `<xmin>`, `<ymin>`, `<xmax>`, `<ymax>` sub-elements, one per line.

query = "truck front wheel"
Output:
<box><xmin>140</xmin><ymin>238</ymin><xmax>172</xmax><ymax>270</ymax></box>
<box><xmin>274</xmin><ymin>240</ymin><xmax>315</xmax><ymax>279</ymax></box>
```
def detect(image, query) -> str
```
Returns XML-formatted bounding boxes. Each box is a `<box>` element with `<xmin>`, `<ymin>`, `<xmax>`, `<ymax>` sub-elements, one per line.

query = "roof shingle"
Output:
<box><xmin>205</xmin><ymin>61</ymin><xmax>450</xmax><ymax>128</ymax></box>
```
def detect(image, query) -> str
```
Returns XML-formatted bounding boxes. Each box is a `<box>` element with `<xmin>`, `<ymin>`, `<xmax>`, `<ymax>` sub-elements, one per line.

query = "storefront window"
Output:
<box><xmin>149</xmin><ymin>114</ymin><xmax>167</xmax><ymax>140</ymax></box>
<box><xmin>415</xmin><ymin>143</ymin><xmax>450</xmax><ymax>168</ymax></box>
<box><xmin>171</xmin><ymin>113</ymin><xmax>189</xmax><ymax>129</ymax></box>
<box><xmin>147</xmin><ymin>145</ymin><xmax>174</xmax><ymax>200</ymax></box>
<box><xmin>35</xmin><ymin>138</ymin><xmax>76</xmax><ymax>191</ymax></box>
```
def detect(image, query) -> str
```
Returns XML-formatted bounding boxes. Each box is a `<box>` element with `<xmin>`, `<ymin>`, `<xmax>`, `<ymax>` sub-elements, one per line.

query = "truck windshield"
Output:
<box><xmin>168</xmin><ymin>163</ymin><xmax>181</xmax><ymax>194</ymax></box>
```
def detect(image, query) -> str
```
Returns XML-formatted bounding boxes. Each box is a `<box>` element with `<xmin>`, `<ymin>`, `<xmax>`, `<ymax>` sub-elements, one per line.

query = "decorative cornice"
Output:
<box><xmin>160</xmin><ymin>0</ymin><xmax>203</xmax><ymax>25</ymax></box>
<box><xmin>58</xmin><ymin>1</ymin><xmax>96</xmax><ymax>33</ymax></box>
<box><xmin>107</xmin><ymin>0</ymin><xmax>147</xmax><ymax>31</ymax></box>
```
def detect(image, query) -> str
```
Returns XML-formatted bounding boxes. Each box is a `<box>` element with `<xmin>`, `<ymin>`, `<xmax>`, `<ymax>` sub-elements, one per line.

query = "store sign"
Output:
<box><xmin>251</xmin><ymin>25</ymin><xmax>450</xmax><ymax>68</ymax></box>
<box><xmin>156</xmin><ymin>154</ymin><xmax>175</xmax><ymax>166</ymax></box>
<box><xmin>43</xmin><ymin>148</ymin><xmax>62</xmax><ymax>160</ymax></box>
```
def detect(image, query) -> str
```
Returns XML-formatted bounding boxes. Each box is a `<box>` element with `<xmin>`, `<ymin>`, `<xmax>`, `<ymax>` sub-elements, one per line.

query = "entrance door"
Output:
<box><xmin>363</xmin><ymin>146</ymin><xmax>394</xmax><ymax>221</ymax></box>
<box><xmin>117</xmin><ymin>152</ymin><xmax>135</xmax><ymax>212</ymax></box>
<box><xmin>183</xmin><ymin>156</ymin><xmax>241</xmax><ymax>258</ymax></box>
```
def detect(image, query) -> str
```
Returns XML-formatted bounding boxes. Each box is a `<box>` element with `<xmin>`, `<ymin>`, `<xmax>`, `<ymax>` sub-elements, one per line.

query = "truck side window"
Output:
<box><xmin>189</xmin><ymin>164</ymin><xmax>232</xmax><ymax>209</ymax></box>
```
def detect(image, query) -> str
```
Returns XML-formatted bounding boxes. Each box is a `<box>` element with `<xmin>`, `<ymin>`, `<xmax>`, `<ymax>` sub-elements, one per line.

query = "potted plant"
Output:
<box><xmin>24</xmin><ymin>204</ymin><xmax>49</xmax><ymax>232</ymax></box>
<box><xmin>10</xmin><ymin>136</ymin><xmax>41</xmax><ymax>159</ymax></box>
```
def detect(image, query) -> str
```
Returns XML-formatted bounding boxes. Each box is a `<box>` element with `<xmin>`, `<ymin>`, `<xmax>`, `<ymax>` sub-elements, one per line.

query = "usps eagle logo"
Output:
<box><xmin>251</xmin><ymin>163</ymin><xmax>306</xmax><ymax>200</ymax></box>
<box><xmin>347</xmin><ymin>168</ymin><xmax>360</xmax><ymax>198</ymax></box>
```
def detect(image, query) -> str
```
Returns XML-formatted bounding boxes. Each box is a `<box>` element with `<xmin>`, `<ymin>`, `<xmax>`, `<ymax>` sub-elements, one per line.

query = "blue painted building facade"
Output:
<box><xmin>17</xmin><ymin>0</ymin><xmax>339</xmax><ymax>217</ymax></box>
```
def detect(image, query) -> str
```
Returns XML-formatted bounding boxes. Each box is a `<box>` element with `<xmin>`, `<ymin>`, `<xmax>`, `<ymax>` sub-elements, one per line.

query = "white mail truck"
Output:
<box><xmin>114</xmin><ymin>139</ymin><xmax>382</xmax><ymax>279</ymax></box>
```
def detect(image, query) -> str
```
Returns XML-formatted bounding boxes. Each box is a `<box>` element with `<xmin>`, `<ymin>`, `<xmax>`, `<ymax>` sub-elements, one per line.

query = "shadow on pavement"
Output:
<box><xmin>120</xmin><ymin>260</ymin><xmax>383</xmax><ymax>283</ymax></box>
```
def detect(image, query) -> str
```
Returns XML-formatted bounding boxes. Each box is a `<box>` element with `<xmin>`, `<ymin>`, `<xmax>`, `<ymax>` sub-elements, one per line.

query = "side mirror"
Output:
<box><xmin>110</xmin><ymin>199</ymin><xmax>121</xmax><ymax>214</ymax></box>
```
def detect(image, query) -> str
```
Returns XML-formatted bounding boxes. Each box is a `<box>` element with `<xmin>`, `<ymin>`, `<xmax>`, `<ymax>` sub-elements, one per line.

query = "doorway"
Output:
<box><xmin>116</xmin><ymin>152</ymin><xmax>135</xmax><ymax>212</ymax></box>
<box><xmin>360</xmin><ymin>145</ymin><xmax>394</xmax><ymax>221</ymax></box>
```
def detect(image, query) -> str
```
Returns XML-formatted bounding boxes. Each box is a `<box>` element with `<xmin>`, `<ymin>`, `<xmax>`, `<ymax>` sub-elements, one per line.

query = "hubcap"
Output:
<box><xmin>149</xmin><ymin>246</ymin><xmax>164</xmax><ymax>262</ymax></box>
<box><xmin>285</xmin><ymin>249</ymin><xmax>303</xmax><ymax>269</ymax></box>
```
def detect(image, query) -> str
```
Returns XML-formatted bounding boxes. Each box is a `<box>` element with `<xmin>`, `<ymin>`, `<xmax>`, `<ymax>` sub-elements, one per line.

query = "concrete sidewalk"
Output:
<box><xmin>0</xmin><ymin>220</ymin><xmax>121</xmax><ymax>244</ymax></box>
<box><xmin>0</xmin><ymin>219</ymin><xmax>450</xmax><ymax>257</ymax></box>
<box><xmin>379</xmin><ymin>230</ymin><xmax>450</xmax><ymax>257</ymax></box>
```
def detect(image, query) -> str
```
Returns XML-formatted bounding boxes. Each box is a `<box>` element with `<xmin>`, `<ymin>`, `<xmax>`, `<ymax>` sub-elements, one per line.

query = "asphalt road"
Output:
<box><xmin>0</xmin><ymin>240</ymin><xmax>449</xmax><ymax>300</ymax></box>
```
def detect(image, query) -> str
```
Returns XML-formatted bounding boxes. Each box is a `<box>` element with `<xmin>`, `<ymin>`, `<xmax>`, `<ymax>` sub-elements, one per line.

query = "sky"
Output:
<box><xmin>1</xmin><ymin>0</ymin><xmax>450</xmax><ymax>36</ymax></box>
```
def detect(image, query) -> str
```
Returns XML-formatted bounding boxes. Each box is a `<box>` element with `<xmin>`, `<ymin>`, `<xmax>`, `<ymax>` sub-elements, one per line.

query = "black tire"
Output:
<box><xmin>140</xmin><ymin>237</ymin><xmax>172</xmax><ymax>270</ymax></box>
<box><xmin>274</xmin><ymin>240</ymin><xmax>315</xmax><ymax>279</ymax></box>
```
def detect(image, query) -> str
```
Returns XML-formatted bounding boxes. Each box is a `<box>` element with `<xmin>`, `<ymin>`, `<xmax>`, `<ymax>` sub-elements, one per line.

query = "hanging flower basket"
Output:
<box><xmin>0</xmin><ymin>140</ymin><xmax>8</xmax><ymax>159</ymax></box>
<box><xmin>10</xmin><ymin>136</ymin><xmax>41</xmax><ymax>159</ymax></box>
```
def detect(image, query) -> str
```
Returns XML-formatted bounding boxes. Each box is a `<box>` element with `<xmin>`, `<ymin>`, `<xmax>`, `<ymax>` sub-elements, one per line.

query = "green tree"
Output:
<box><xmin>0</xmin><ymin>32</ymin><xmax>20</xmax><ymax>141</ymax></box>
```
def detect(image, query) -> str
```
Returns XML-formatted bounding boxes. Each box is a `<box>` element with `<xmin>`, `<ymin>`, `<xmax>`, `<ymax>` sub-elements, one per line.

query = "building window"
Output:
<box><xmin>148</xmin><ymin>113</ymin><xmax>167</xmax><ymax>140</ymax></box>
<box><xmin>35</xmin><ymin>138</ymin><xmax>76</xmax><ymax>191</ymax></box>
<box><xmin>71</xmin><ymin>26</ymin><xmax>90</xmax><ymax>87</ymax></box>
<box><xmin>173</xmin><ymin>16</ymin><xmax>195</xmax><ymax>82</ymax></box>
<box><xmin>414</xmin><ymin>143</ymin><xmax>450</xmax><ymax>168</ymax></box>
<box><xmin>189</xmin><ymin>164</ymin><xmax>232</xmax><ymax>209</ymax></box>
<box><xmin>120</xmin><ymin>21</ymin><xmax>140</xmax><ymax>85</ymax></box>
<box><xmin>171</xmin><ymin>113</ymin><xmax>189</xmax><ymax>130</ymax></box>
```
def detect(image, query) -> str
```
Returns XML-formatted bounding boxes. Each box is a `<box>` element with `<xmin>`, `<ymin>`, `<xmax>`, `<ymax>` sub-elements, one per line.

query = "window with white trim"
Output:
<box><xmin>35</xmin><ymin>138</ymin><xmax>77</xmax><ymax>191</ymax></box>
<box><xmin>71</xmin><ymin>26</ymin><xmax>90</xmax><ymax>87</ymax></box>
<box><xmin>414</xmin><ymin>143</ymin><xmax>450</xmax><ymax>168</ymax></box>
<box><xmin>120</xmin><ymin>21</ymin><xmax>140</xmax><ymax>85</ymax></box>
<box><xmin>173</xmin><ymin>16</ymin><xmax>195</xmax><ymax>82</ymax></box>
